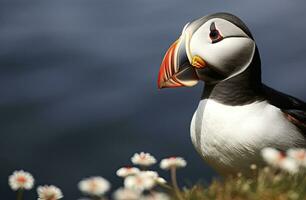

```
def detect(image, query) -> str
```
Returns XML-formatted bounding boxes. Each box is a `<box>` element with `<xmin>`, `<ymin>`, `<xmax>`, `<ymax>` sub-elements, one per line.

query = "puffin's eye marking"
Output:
<box><xmin>209</xmin><ymin>22</ymin><xmax>223</xmax><ymax>43</ymax></box>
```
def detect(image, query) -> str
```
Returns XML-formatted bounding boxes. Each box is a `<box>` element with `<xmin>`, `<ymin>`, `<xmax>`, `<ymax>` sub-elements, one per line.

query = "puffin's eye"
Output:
<box><xmin>209</xmin><ymin>29</ymin><xmax>223</xmax><ymax>43</ymax></box>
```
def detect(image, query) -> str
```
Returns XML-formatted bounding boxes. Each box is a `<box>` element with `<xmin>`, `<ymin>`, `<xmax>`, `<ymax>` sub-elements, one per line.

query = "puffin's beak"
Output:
<box><xmin>158</xmin><ymin>34</ymin><xmax>204</xmax><ymax>89</ymax></box>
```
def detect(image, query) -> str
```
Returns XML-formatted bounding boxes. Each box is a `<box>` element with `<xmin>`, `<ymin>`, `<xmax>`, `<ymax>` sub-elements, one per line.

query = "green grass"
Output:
<box><xmin>171</xmin><ymin>168</ymin><xmax>306</xmax><ymax>200</ymax></box>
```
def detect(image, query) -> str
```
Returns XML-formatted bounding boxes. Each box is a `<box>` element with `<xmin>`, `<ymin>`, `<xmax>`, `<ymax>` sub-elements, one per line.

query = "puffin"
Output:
<box><xmin>157</xmin><ymin>12</ymin><xmax>306</xmax><ymax>175</ymax></box>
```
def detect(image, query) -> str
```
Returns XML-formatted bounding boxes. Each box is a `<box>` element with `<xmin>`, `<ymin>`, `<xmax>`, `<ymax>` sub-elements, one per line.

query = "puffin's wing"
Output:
<box><xmin>263</xmin><ymin>85</ymin><xmax>306</xmax><ymax>134</ymax></box>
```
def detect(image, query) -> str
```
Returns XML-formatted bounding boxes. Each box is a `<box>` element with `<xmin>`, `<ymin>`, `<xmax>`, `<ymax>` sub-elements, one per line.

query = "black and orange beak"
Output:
<box><xmin>158</xmin><ymin>34</ymin><xmax>206</xmax><ymax>89</ymax></box>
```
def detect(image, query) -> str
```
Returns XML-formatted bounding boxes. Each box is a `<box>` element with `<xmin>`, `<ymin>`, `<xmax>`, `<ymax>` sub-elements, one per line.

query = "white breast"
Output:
<box><xmin>190</xmin><ymin>99</ymin><xmax>305</xmax><ymax>175</ymax></box>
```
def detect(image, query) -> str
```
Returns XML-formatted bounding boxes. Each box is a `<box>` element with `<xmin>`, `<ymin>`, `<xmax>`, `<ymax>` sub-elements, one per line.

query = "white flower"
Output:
<box><xmin>156</xmin><ymin>177</ymin><xmax>167</xmax><ymax>184</ymax></box>
<box><xmin>261</xmin><ymin>148</ymin><xmax>285</xmax><ymax>167</ymax></box>
<box><xmin>279</xmin><ymin>157</ymin><xmax>299</xmax><ymax>174</ymax></box>
<box><xmin>78</xmin><ymin>176</ymin><xmax>110</xmax><ymax>196</ymax></box>
<box><xmin>9</xmin><ymin>170</ymin><xmax>34</xmax><ymax>191</ymax></box>
<box><xmin>141</xmin><ymin>170</ymin><xmax>158</xmax><ymax>179</ymax></box>
<box><xmin>140</xmin><ymin>192</ymin><xmax>170</xmax><ymax>200</ymax></box>
<box><xmin>124</xmin><ymin>171</ymin><xmax>156</xmax><ymax>191</ymax></box>
<box><xmin>287</xmin><ymin>148</ymin><xmax>306</xmax><ymax>167</ymax></box>
<box><xmin>116</xmin><ymin>167</ymin><xmax>140</xmax><ymax>178</ymax></box>
<box><xmin>160</xmin><ymin>157</ymin><xmax>187</xmax><ymax>170</ymax></box>
<box><xmin>131</xmin><ymin>152</ymin><xmax>157</xmax><ymax>166</ymax></box>
<box><xmin>113</xmin><ymin>187</ymin><xmax>141</xmax><ymax>200</ymax></box>
<box><xmin>140</xmin><ymin>171</ymin><xmax>166</xmax><ymax>184</ymax></box>
<box><xmin>262</xmin><ymin>148</ymin><xmax>301</xmax><ymax>174</ymax></box>
<box><xmin>37</xmin><ymin>185</ymin><xmax>63</xmax><ymax>200</ymax></box>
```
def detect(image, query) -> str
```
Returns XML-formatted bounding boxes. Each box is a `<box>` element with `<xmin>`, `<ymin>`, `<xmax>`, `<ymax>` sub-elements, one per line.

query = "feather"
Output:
<box><xmin>263</xmin><ymin>85</ymin><xmax>306</xmax><ymax>134</ymax></box>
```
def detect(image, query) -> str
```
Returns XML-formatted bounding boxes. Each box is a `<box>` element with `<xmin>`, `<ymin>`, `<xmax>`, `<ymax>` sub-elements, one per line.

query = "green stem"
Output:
<box><xmin>157</xmin><ymin>182</ymin><xmax>172</xmax><ymax>190</ymax></box>
<box><xmin>92</xmin><ymin>196</ymin><xmax>102</xmax><ymax>200</ymax></box>
<box><xmin>17</xmin><ymin>189</ymin><xmax>23</xmax><ymax>200</ymax></box>
<box><xmin>170</xmin><ymin>167</ymin><xmax>184</xmax><ymax>200</ymax></box>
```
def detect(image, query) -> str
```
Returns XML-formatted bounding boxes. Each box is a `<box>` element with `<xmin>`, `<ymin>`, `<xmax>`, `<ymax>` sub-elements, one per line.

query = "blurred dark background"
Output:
<box><xmin>0</xmin><ymin>0</ymin><xmax>305</xmax><ymax>199</ymax></box>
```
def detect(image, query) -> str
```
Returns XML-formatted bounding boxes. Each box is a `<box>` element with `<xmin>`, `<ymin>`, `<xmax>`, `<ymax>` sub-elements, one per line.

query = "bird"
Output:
<box><xmin>157</xmin><ymin>12</ymin><xmax>306</xmax><ymax>176</ymax></box>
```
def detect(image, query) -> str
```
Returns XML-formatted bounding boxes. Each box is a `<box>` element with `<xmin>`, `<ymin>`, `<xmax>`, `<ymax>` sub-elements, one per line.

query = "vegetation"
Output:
<box><xmin>178</xmin><ymin>168</ymin><xmax>306</xmax><ymax>200</ymax></box>
<box><xmin>7</xmin><ymin>149</ymin><xmax>306</xmax><ymax>200</ymax></box>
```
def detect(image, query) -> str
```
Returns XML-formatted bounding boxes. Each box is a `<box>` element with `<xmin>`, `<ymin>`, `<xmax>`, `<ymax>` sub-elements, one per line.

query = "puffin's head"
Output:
<box><xmin>158</xmin><ymin>12</ymin><xmax>257</xmax><ymax>88</ymax></box>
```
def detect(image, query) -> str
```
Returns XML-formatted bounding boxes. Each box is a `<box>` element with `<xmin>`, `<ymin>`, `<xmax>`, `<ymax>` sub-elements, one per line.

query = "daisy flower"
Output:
<box><xmin>140</xmin><ymin>171</ymin><xmax>167</xmax><ymax>185</ymax></box>
<box><xmin>124</xmin><ymin>171</ymin><xmax>156</xmax><ymax>191</ymax></box>
<box><xmin>131</xmin><ymin>152</ymin><xmax>157</xmax><ymax>167</ymax></box>
<box><xmin>141</xmin><ymin>170</ymin><xmax>158</xmax><ymax>179</ymax></box>
<box><xmin>160</xmin><ymin>157</ymin><xmax>186</xmax><ymax>200</ymax></box>
<box><xmin>261</xmin><ymin>147</ymin><xmax>285</xmax><ymax>167</ymax></box>
<box><xmin>262</xmin><ymin>147</ymin><xmax>300</xmax><ymax>174</ymax></box>
<box><xmin>160</xmin><ymin>157</ymin><xmax>187</xmax><ymax>170</ymax></box>
<box><xmin>287</xmin><ymin>148</ymin><xmax>306</xmax><ymax>167</ymax></box>
<box><xmin>279</xmin><ymin>157</ymin><xmax>299</xmax><ymax>174</ymax></box>
<box><xmin>9</xmin><ymin>170</ymin><xmax>34</xmax><ymax>191</ymax></box>
<box><xmin>113</xmin><ymin>187</ymin><xmax>141</xmax><ymax>200</ymax></box>
<box><xmin>116</xmin><ymin>167</ymin><xmax>140</xmax><ymax>178</ymax></box>
<box><xmin>37</xmin><ymin>185</ymin><xmax>63</xmax><ymax>200</ymax></box>
<box><xmin>78</xmin><ymin>176</ymin><xmax>111</xmax><ymax>197</ymax></box>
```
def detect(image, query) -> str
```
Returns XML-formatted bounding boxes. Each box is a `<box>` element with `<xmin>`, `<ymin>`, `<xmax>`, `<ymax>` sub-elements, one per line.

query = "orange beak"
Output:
<box><xmin>158</xmin><ymin>36</ymin><xmax>206</xmax><ymax>89</ymax></box>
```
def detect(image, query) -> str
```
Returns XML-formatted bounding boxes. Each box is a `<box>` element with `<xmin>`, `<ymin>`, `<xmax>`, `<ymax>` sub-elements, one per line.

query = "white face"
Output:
<box><xmin>186</xmin><ymin>18</ymin><xmax>256</xmax><ymax>79</ymax></box>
